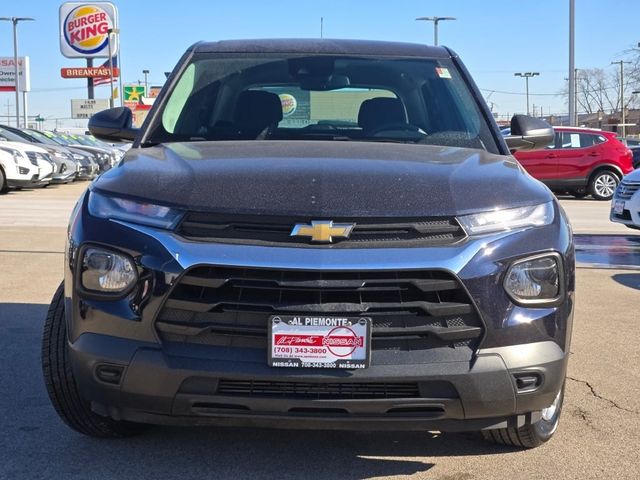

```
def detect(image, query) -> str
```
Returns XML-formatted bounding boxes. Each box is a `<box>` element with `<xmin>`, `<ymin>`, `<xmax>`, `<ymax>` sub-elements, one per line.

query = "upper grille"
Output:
<box><xmin>616</xmin><ymin>181</ymin><xmax>640</xmax><ymax>200</ymax></box>
<box><xmin>176</xmin><ymin>213</ymin><xmax>467</xmax><ymax>247</ymax></box>
<box><xmin>156</xmin><ymin>267</ymin><xmax>484</xmax><ymax>353</ymax></box>
<box><xmin>25</xmin><ymin>151</ymin><xmax>39</xmax><ymax>166</ymax></box>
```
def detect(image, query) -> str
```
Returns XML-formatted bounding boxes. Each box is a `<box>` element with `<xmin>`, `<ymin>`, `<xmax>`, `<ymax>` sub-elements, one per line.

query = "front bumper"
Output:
<box><xmin>64</xmin><ymin>193</ymin><xmax>574</xmax><ymax>431</ymax></box>
<box><xmin>7</xmin><ymin>175</ymin><xmax>49</xmax><ymax>188</ymax></box>
<box><xmin>610</xmin><ymin>193</ymin><xmax>640</xmax><ymax>229</ymax></box>
<box><xmin>70</xmin><ymin>333</ymin><xmax>566</xmax><ymax>431</ymax></box>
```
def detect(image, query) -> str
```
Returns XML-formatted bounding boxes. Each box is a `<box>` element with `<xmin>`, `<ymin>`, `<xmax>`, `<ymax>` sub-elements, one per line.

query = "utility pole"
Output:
<box><xmin>0</xmin><ymin>16</ymin><xmax>35</xmax><ymax>127</ymax></box>
<box><xmin>415</xmin><ymin>16</ymin><xmax>456</xmax><ymax>46</ymax></box>
<box><xmin>142</xmin><ymin>69</ymin><xmax>149</xmax><ymax>98</ymax></box>
<box><xmin>568</xmin><ymin>0</ymin><xmax>575</xmax><ymax>126</ymax></box>
<box><xmin>514</xmin><ymin>72</ymin><xmax>540</xmax><ymax>116</ymax></box>
<box><xmin>320</xmin><ymin>17</ymin><xmax>323</xmax><ymax>38</ymax></box>
<box><xmin>611</xmin><ymin>60</ymin><xmax>631</xmax><ymax>138</ymax></box>
<box><xmin>574</xmin><ymin>68</ymin><xmax>579</xmax><ymax>125</ymax></box>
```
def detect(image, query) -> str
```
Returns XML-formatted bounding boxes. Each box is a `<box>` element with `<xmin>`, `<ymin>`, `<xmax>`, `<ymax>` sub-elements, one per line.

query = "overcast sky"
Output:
<box><xmin>1</xmin><ymin>0</ymin><xmax>638</xmax><ymax>129</ymax></box>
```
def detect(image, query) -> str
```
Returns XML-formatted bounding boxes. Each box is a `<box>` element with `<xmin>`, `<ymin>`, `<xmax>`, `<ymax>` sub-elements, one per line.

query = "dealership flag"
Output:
<box><xmin>93</xmin><ymin>56</ymin><xmax>118</xmax><ymax>86</ymax></box>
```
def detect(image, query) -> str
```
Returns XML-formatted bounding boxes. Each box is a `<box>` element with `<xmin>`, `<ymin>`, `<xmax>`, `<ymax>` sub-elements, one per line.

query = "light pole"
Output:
<box><xmin>0</xmin><ymin>16</ymin><xmax>34</xmax><ymax>127</ymax></box>
<box><xmin>514</xmin><ymin>72</ymin><xmax>540</xmax><ymax>116</ymax></box>
<box><xmin>107</xmin><ymin>28</ymin><xmax>120</xmax><ymax>108</ymax></box>
<box><xmin>415</xmin><ymin>16</ymin><xmax>456</xmax><ymax>46</ymax></box>
<box><xmin>568</xmin><ymin>0</ymin><xmax>575</xmax><ymax>127</ymax></box>
<box><xmin>142</xmin><ymin>69</ymin><xmax>149</xmax><ymax>98</ymax></box>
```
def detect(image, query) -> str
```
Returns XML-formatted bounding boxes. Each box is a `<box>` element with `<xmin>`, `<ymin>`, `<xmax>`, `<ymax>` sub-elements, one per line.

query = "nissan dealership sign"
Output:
<box><xmin>59</xmin><ymin>2</ymin><xmax>119</xmax><ymax>58</ymax></box>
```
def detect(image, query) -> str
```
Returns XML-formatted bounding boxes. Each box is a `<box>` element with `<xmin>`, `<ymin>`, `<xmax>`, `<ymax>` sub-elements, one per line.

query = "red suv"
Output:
<box><xmin>514</xmin><ymin>127</ymin><xmax>634</xmax><ymax>200</ymax></box>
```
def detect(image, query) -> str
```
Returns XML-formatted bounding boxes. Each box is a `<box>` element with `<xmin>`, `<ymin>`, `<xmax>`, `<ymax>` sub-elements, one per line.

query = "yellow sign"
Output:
<box><xmin>123</xmin><ymin>85</ymin><xmax>145</xmax><ymax>102</ymax></box>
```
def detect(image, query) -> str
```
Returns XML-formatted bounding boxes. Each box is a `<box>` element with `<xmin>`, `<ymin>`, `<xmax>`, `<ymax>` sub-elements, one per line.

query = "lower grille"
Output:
<box><xmin>156</xmin><ymin>267</ymin><xmax>484</xmax><ymax>353</ymax></box>
<box><xmin>217</xmin><ymin>379</ymin><xmax>420</xmax><ymax>399</ymax></box>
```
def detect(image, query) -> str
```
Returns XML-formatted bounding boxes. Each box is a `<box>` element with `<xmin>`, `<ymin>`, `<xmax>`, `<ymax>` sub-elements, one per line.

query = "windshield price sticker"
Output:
<box><xmin>268</xmin><ymin>315</ymin><xmax>371</xmax><ymax>369</ymax></box>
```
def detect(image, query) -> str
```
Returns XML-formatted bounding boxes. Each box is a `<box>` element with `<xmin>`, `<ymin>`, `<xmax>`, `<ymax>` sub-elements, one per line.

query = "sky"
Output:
<box><xmin>1</xmin><ymin>0</ymin><xmax>639</xmax><ymax>129</ymax></box>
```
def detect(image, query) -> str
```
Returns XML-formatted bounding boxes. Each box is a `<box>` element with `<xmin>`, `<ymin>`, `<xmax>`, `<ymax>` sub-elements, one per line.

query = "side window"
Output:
<box><xmin>594</xmin><ymin>135</ymin><xmax>607</xmax><ymax>145</ymax></box>
<box><xmin>560</xmin><ymin>132</ymin><xmax>581</xmax><ymax>149</ymax></box>
<box><xmin>579</xmin><ymin>134</ymin><xmax>596</xmax><ymax>148</ymax></box>
<box><xmin>546</xmin><ymin>132</ymin><xmax>561</xmax><ymax>149</ymax></box>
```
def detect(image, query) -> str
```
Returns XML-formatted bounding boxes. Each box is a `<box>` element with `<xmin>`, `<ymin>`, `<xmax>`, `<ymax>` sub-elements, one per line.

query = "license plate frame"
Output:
<box><xmin>614</xmin><ymin>200</ymin><xmax>625</xmax><ymax>215</ymax></box>
<box><xmin>268</xmin><ymin>315</ymin><xmax>372</xmax><ymax>369</ymax></box>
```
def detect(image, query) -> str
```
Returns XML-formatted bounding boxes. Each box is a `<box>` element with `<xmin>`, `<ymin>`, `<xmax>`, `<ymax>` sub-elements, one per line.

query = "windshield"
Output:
<box><xmin>146</xmin><ymin>53</ymin><xmax>498</xmax><ymax>153</ymax></box>
<box><xmin>0</xmin><ymin>126</ymin><xmax>34</xmax><ymax>144</ymax></box>
<box><xmin>26</xmin><ymin>130</ymin><xmax>60</xmax><ymax>146</ymax></box>
<box><xmin>42</xmin><ymin>131</ymin><xmax>72</xmax><ymax>146</ymax></box>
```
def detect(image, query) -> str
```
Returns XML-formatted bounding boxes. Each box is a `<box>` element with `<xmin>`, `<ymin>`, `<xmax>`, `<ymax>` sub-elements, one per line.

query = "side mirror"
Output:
<box><xmin>88</xmin><ymin>107</ymin><xmax>138</xmax><ymax>142</ymax></box>
<box><xmin>504</xmin><ymin>115</ymin><xmax>554</xmax><ymax>152</ymax></box>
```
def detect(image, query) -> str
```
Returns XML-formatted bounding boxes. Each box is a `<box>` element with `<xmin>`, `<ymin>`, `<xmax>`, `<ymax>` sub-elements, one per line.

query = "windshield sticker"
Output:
<box><xmin>436</xmin><ymin>67</ymin><xmax>452</xmax><ymax>79</ymax></box>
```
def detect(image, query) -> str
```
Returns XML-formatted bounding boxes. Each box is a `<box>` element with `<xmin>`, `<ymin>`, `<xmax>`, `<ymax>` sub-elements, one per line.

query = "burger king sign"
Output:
<box><xmin>59</xmin><ymin>2</ymin><xmax>119</xmax><ymax>58</ymax></box>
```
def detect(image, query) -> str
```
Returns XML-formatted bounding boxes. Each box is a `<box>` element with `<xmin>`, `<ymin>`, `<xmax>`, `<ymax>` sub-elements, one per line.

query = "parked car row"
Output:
<box><xmin>509</xmin><ymin>126</ymin><xmax>635</xmax><ymax>201</ymax></box>
<box><xmin>0</xmin><ymin>125</ymin><xmax>126</xmax><ymax>194</ymax></box>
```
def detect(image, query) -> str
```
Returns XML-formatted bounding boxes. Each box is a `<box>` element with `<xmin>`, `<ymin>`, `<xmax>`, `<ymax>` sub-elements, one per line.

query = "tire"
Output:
<box><xmin>481</xmin><ymin>382</ymin><xmax>565</xmax><ymax>449</ymax></box>
<box><xmin>41</xmin><ymin>282</ymin><xmax>150</xmax><ymax>438</ymax></box>
<box><xmin>0</xmin><ymin>167</ymin><xmax>7</xmax><ymax>194</ymax></box>
<box><xmin>589</xmin><ymin>170</ymin><xmax>619</xmax><ymax>200</ymax></box>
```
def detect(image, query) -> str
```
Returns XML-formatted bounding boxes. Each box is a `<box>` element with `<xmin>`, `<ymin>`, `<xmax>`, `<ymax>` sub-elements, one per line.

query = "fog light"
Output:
<box><xmin>81</xmin><ymin>247</ymin><xmax>137</xmax><ymax>293</ymax></box>
<box><xmin>504</xmin><ymin>254</ymin><xmax>561</xmax><ymax>304</ymax></box>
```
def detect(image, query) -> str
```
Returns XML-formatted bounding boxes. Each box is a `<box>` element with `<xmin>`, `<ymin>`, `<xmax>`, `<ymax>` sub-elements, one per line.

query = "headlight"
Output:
<box><xmin>458</xmin><ymin>202</ymin><xmax>554</xmax><ymax>235</ymax></box>
<box><xmin>88</xmin><ymin>190</ymin><xmax>183</xmax><ymax>228</ymax></box>
<box><xmin>504</xmin><ymin>253</ymin><xmax>562</xmax><ymax>304</ymax></box>
<box><xmin>52</xmin><ymin>151</ymin><xmax>66</xmax><ymax>159</ymax></box>
<box><xmin>72</xmin><ymin>153</ymin><xmax>85</xmax><ymax>160</ymax></box>
<box><xmin>81</xmin><ymin>247</ymin><xmax>137</xmax><ymax>293</ymax></box>
<box><xmin>0</xmin><ymin>146</ymin><xmax>23</xmax><ymax>164</ymax></box>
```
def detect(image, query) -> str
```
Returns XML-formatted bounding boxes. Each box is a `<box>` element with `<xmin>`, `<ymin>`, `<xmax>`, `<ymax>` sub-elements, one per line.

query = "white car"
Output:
<box><xmin>610</xmin><ymin>169</ymin><xmax>640</xmax><ymax>230</ymax></box>
<box><xmin>0</xmin><ymin>141</ymin><xmax>53</xmax><ymax>192</ymax></box>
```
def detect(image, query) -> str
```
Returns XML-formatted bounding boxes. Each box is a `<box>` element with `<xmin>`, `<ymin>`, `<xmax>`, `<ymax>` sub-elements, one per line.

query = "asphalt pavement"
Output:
<box><xmin>0</xmin><ymin>182</ymin><xmax>639</xmax><ymax>480</ymax></box>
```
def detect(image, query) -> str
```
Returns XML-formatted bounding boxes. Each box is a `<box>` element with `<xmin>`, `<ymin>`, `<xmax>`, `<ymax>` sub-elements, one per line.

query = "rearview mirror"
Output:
<box><xmin>88</xmin><ymin>107</ymin><xmax>138</xmax><ymax>142</ymax></box>
<box><xmin>505</xmin><ymin>115</ymin><xmax>554</xmax><ymax>152</ymax></box>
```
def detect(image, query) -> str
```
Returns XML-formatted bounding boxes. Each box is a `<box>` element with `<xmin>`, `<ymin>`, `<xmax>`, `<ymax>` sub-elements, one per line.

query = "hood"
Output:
<box><xmin>93</xmin><ymin>140</ymin><xmax>552</xmax><ymax>217</ymax></box>
<box><xmin>621</xmin><ymin>168</ymin><xmax>640</xmax><ymax>182</ymax></box>
<box><xmin>0</xmin><ymin>141</ymin><xmax>48</xmax><ymax>154</ymax></box>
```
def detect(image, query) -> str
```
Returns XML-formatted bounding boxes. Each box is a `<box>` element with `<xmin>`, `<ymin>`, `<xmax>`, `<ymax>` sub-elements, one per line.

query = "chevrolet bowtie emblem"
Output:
<box><xmin>291</xmin><ymin>220</ymin><xmax>355</xmax><ymax>243</ymax></box>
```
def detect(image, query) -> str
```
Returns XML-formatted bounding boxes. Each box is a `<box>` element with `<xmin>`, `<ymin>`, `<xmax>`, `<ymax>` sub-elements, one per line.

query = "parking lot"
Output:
<box><xmin>0</xmin><ymin>182</ymin><xmax>637</xmax><ymax>479</ymax></box>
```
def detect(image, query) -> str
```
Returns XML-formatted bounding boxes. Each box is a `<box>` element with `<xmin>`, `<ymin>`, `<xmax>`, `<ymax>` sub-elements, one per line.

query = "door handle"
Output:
<box><xmin>546</xmin><ymin>153</ymin><xmax>557</xmax><ymax>158</ymax></box>
<box><xmin>588</xmin><ymin>152</ymin><xmax>599</xmax><ymax>157</ymax></box>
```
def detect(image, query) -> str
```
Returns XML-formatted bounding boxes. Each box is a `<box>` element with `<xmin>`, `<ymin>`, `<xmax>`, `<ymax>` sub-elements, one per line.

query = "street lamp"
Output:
<box><xmin>415</xmin><ymin>16</ymin><xmax>456</xmax><ymax>46</ymax></box>
<box><xmin>142</xmin><ymin>69</ymin><xmax>150</xmax><ymax>98</ymax></box>
<box><xmin>0</xmin><ymin>16</ymin><xmax>35</xmax><ymax>127</ymax></box>
<box><xmin>514</xmin><ymin>72</ymin><xmax>540</xmax><ymax>116</ymax></box>
<box><xmin>107</xmin><ymin>28</ymin><xmax>120</xmax><ymax>108</ymax></box>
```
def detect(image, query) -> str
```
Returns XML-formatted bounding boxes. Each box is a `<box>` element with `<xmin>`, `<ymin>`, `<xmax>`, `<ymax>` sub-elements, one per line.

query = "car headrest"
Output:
<box><xmin>357</xmin><ymin>97</ymin><xmax>406</xmax><ymax>131</ymax></box>
<box><xmin>234</xmin><ymin>90</ymin><xmax>283</xmax><ymax>132</ymax></box>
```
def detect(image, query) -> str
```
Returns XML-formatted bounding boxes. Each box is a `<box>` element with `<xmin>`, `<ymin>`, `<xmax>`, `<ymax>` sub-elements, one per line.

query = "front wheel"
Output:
<box><xmin>481</xmin><ymin>383</ymin><xmax>565</xmax><ymax>448</ymax></box>
<box><xmin>0</xmin><ymin>167</ymin><xmax>7</xmax><ymax>194</ymax></box>
<box><xmin>41</xmin><ymin>282</ymin><xmax>150</xmax><ymax>438</ymax></box>
<box><xmin>589</xmin><ymin>170</ymin><xmax>619</xmax><ymax>200</ymax></box>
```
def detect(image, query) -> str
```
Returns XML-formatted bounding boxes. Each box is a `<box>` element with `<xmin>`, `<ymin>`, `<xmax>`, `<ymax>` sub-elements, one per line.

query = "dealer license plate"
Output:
<box><xmin>268</xmin><ymin>315</ymin><xmax>371</xmax><ymax>369</ymax></box>
<box><xmin>614</xmin><ymin>200</ymin><xmax>625</xmax><ymax>215</ymax></box>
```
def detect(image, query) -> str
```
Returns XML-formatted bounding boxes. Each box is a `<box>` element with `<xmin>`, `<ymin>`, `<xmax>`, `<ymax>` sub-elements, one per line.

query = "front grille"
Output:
<box><xmin>217</xmin><ymin>379</ymin><xmax>420</xmax><ymax>399</ymax></box>
<box><xmin>177</xmin><ymin>213</ymin><xmax>467</xmax><ymax>247</ymax></box>
<box><xmin>25</xmin><ymin>151</ymin><xmax>39</xmax><ymax>166</ymax></box>
<box><xmin>156</xmin><ymin>267</ymin><xmax>484</xmax><ymax>353</ymax></box>
<box><xmin>616</xmin><ymin>181</ymin><xmax>640</xmax><ymax>200</ymax></box>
